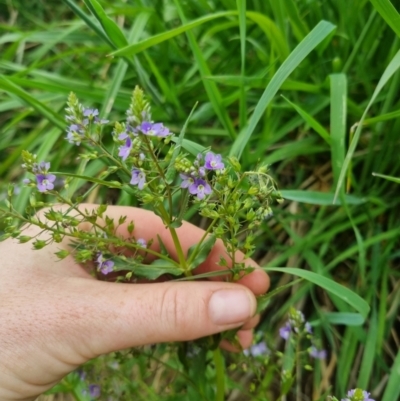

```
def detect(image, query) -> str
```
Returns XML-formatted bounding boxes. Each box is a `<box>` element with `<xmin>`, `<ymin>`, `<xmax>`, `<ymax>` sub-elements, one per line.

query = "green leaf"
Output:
<box><xmin>372</xmin><ymin>172</ymin><xmax>400</xmax><ymax>184</ymax></box>
<box><xmin>52</xmin><ymin>172</ymin><xmax>122</xmax><ymax>188</ymax></box>
<box><xmin>109</xmin><ymin>11</ymin><xmax>237</xmax><ymax>58</ymax></box>
<box><xmin>82</xmin><ymin>0</ymin><xmax>128</xmax><ymax>48</ymax></box>
<box><xmin>334</xmin><ymin>48</ymin><xmax>400</xmax><ymax>201</ymax></box>
<box><xmin>264</xmin><ymin>267</ymin><xmax>370</xmax><ymax>320</ymax></box>
<box><xmin>229</xmin><ymin>20</ymin><xmax>336</xmax><ymax>159</ymax></box>
<box><xmin>116</xmin><ymin>258</ymin><xmax>182</xmax><ymax>280</ymax></box>
<box><xmin>136</xmin><ymin>259</ymin><xmax>183</xmax><ymax>280</ymax></box>
<box><xmin>330</xmin><ymin>73</ymin><xmax>347</xmax><ymax>190</ymax></box>
<box><xmin>171</xmin><ymin>138</ymin><xmax>206</xmax><ymax>156</ymax></box>
<box><xmin>369</xmin><ymin>0</ymin><xmax>400</xmax><ymax>39</ymax></box>
<box><xmin>187</xmin><ymin>235</ymin><xmax>217</xmax><ymax>270</ymax></box>
<box><xmin>279</xmin><ymin>190</ymin><xmax>366</xmax><ymax>205</ymax></box>
<box><xmin>0</xmin><ymin>75</ymin><xmax>65</xmax><ymax>130</ymax></box>
<box><xmin>281</xmin><ymin>95</ymin><xmax>331</xmax><ymax>145</ymax></box>
<box><xmin>256</xmin><ymin>279</ymin><xmax>303</xmax><ymax>314</ymax></box>
<box><xmin>322</xmin><ymin>312</ymin><xmax>365</xmax><ymax>326</ymax></box>
<box><xmin>382</xmin><ymin>347</ymin><xmax>400</xmax><ymax>401</ymax></box>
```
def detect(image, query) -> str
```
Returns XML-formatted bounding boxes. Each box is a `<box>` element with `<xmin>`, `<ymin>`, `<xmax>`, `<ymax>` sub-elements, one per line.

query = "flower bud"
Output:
<box><xmin>248</xmin><ymin>186</ymin><xmax>259</xmax><ymax>195</ymax></box>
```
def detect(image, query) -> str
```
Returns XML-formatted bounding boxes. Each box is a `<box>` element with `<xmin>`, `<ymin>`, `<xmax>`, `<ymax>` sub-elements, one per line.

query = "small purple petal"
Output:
<box><xmin>188</xmin><ymin>179</ymin><xmax>212</xmax><ymax>200</ymax></box>
<box><xmin>89</xmin><ymin>384</ymin><xmax>101</xmax><ymax>398</ymax></box>
<box><xmin>130</xmin><ymin>169</ymin><xmax>146</xmax><ymax>189</ymax></box>
<box><xmin>180</xmin><ymin>174</ymin><xmax>194</xmax><ymax>189</ymax></box>
<box><xmin>279</xmin><ymin>322</ymin><xmax>292</xmax><ymax>340</ymax></box>
<box><xmin>118</xmin><ymin>137</ymin><xmax>132</xmax><ymax>161</ymax></box>
<box><xmin>244</xmin><ymin>341</ymin><xmax>269</xmax><ymax>357</ymax></box>
<box><xmin>204</xmin><ymin>152</ymin><xmax>224</xmax><ymax>170</ymax></box>
<box><xmin>309</xmin><ymin>346</ymin><xmax>327</xmax><ymax>360</ymax></box>
<box><xmin>136</xmin><ymin>238</ymin><xmax>147</xmax><ymax>248</ymax></box>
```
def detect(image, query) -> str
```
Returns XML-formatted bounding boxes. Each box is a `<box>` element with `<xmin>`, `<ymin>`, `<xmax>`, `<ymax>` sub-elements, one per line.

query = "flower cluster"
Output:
<box><xmin>96</xmin><ymin>252</ymin><xmax>114</xmax><ymax>275</ymax></box>
<box><xmin>329</xmin><ymin>389</ymin><xmax>375</xmax><ymax>401</ymax></box>
<box><xmin>279</xmin><ymin>308</ymin><xmax>326</xmax><ymax>360</ymax></box>
<box><xmin>21</xmin><ymin>155</ymin><xmax>56</xmax><ymax>193</ymax></box>
<box><xmin>341</xmin><ymin>389</ymin><xmax>375</xmax><ymax>401</ymax></box>
<box><xmin>65</xmin><ymin>93</ymin><xmax>108</xmax><ymax>146</ymax></box>
<box><xmin>177</xmin><ymin>152</ymin><xmax>224</xmax><ymax>200</ymax></box>
<box><xmin>243</xmin><ymin>341</ymin><xmax>269</xmax><ymax>357</ymax></box>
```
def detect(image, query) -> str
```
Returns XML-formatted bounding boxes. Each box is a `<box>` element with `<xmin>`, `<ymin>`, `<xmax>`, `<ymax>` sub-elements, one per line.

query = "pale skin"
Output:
<box><xmin>0</xmin><ymin>204</ymin><xmax>269</xmax><ymax>401</ymax></box>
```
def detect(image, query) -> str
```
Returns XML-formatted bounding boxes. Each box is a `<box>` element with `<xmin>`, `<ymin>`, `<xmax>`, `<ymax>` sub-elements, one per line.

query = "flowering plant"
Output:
<box><xmin>2</xmin><ymin>85</ymin><xmax>282</xmax><ymax>307</ymax></box>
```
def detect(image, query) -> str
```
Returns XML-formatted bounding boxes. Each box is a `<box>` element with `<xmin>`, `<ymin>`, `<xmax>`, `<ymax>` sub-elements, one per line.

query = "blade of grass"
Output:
<box><xmin>371</xmin><ymin>172</ymin><xmax>400</xmax><ymax>183</ymax></box>
<box><xmin>100</xmin><ymin>12</ymin><xmax>150</xmax><ymax>118</ymax></box>
<box><xmin>172</xmin><ymin>2</ymin><xmax>237</xmax><ymax>139</ymax></box>
<box><xmin>263</xmin><ymin>267</ymin><xmax>370</xmax><ymax>320</ymax></box>
<box><xmin>330</xmin><ymin>73</ymin><xmax>347</xmax><ymax>191</ymax></box>
<box><xmin>0</xmin><ymin>75</ymin><xmax>65</xmax><ymax>130</ymax></box>
<box><xmin>237</xmin><ymin>0</ymin><xmax>247</xmax><ymax>130</ymax></box>
<box><xmin>334</xmin><ymin>48</ymin><xmax>400</xmax><ymax>202</ymax></box>
<box><xmin>357</xmin><ymin>310</ymin><xmax>378</xmax><ymax>389</ymax></box>
<box><xmin>229</xmin><ymin>20</ymin><xmax>336</xmax><ymax>159</ymax></box>
<box><xmin>82</xmin><ymin>0</ymin><xmax>128</xmax><ymax>48</ymax></box>
<box><xmin>369</xmin><ymin>0</ymin><xmax>400</xmax><ymax>38</ymax></box>
<box><xmin>381</xmin><ymin>349</ymin><xmax>400</xmax><ymax>401</ymax></box>
<box><xmin>280</xmin><ymin>190</ymin><xmax>366</xmax><ymax>205</ymax></box>
<box><xmin>61</xmin><ymin>0</ymin><xmax>114</xmax><ymax>47</ymax></box>
<box><xmin>109</xmin><ymin>11</ymin><xmax>237</xmax><ymax>58</ymax></box>
<box><xmin>281</xmin><ymin>95</ymin><xmax>331</xmax><ymax>145</ymax></box>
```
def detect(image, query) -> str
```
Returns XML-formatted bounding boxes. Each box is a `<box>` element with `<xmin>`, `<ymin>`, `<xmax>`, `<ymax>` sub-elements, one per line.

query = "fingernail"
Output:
<box><xmin>209</xmin><ymin>289</ymin><xmax>255</xmax><ymax>325</ymax></box>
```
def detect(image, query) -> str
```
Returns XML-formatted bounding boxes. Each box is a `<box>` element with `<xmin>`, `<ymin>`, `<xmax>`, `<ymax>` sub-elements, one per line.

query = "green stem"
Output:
<box><xmin>213</xmin><ymin>348</ymin><xmax>225</xmax><ymax>401</ymax></box>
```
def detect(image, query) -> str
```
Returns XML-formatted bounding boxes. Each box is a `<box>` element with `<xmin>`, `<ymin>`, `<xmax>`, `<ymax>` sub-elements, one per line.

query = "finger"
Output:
<box><xmin>43</xmin><ymin>204</ymin><xmax>269</xmax><ymax>295</ymax></box>
<box><xmin>66</xmin><ymin>280</ymin><xmax>258</xmax><ymax>358</ymax></box>
<box><xmin>220</xmin><ymin>330</ymin><xmax>254</xmax><ymax>352</ymax></box>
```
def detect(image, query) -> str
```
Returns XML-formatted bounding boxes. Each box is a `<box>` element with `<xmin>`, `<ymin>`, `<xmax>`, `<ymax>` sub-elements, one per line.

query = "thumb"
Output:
<box><xmin>74</xmin><ymin>280</ymin><xmax>257</xmax><ymax>358</ymax></box>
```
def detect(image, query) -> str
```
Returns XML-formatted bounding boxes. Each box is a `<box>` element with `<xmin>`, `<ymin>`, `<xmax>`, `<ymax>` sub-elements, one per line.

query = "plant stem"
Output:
<box><xmin>213</xmin><ymin>348</ymin><xmax>225</xmax><ymax>401</ymax></box>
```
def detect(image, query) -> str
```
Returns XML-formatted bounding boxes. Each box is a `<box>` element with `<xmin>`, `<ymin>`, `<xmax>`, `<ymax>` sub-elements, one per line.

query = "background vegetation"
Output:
<box><xmin>0</xmin><ymin>0</ymin><xmax>399</xmax><ymax>400</ymax></box>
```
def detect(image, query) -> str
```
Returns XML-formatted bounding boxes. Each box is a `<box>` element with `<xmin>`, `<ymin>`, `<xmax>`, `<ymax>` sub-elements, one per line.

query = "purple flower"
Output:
<box><xmin>89</xmin><ymin>384</ymin><xmax>101</xmax><ymax>399</ymax></box>
<box><xmin>36</xmin><ymin>174</ymin><xmax>56</xmax><ymax>192</ymax></box>
<box><xmin>96</xmin><ymin>253</ymin><xmax>114</xmax><ymax>275</ymax></box>
<box><xmin>136</xmin><ymin>238</ymin><xmax>147</xmax><ymax>248</ymax></box>
<box><xmin>244</xmin><ymin>341</ymin><xmax>269</xmax><ymax>357</ymax></box>
<box><xmin>66</xmin><ymin>124</ymin><xmax>84</xmax><ymax>146</ymax></box>
<box><xmin>279</xmin><ymin>322</ymin><xmax>292</xmax><ymax>340</ymax></box>
<box><xmin>309</xmin><ymin>346</ymin><xmax>327</xmax><ymax>360</ymax></box>
<box><xmin>180</xmin><ymin>174</ymin><xmax>195</xmax><ymax>189</ymax></box>
<box><xmin>118</xmin><ymin>137</ymin><xmax>132</xmax><ymax>161</ymax></box>
<box><xmin>341</xmin><ymin>389</ymin><xmax>375</xmax><ymax>401</ymax></box>
<box><xmin>83</xmin><ymin>108</ymin><xmax>108</xmax><ymax>125</ymax></box>
<box><xmin>189</xmin><ymin>178</ymin><xmax>212</xmax><ymax>200</ymax></box>
<box><xmin>305</xmin><ymin>322</ymin><xmax>313</xmax><ymax>334</ymax></box>
<box><xmin>83</xmin><ymin>108</ymin><xmax>99</xmax><ymax>118</ymax></box>
<box><xmin>130</xmin><ymin>169</ymin><xmax>146</xmax><ymax>189</ymax></box>
<box><xmin>32</xmin><ymin>161</ymin><xmax>50</xmax><ymax>174</ymax></box>
<box><xmin>137</xmin><ymin>121</ymin><xmax>170</xmax><ymax>137</ymax></box>
<box><xmin>204</xmin><ymin>152</ymin><xmax>224</xmax><ymax>170</ymax></box>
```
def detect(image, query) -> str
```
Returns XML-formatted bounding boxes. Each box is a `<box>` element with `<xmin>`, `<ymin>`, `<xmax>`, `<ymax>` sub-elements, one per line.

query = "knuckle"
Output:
<box><xmin>159</xmin><ymin>285</ymin><xmax>190</xmax><ymax>331</ymax></box>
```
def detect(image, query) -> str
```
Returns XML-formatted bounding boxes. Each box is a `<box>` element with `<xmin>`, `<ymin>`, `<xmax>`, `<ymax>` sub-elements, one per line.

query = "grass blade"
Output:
<box><xmin>281</xmin><ymin>95</ymin><xmax>331</xmax><ymax>145</ymax></box>
<box><xmin>334</xmin><ymin>49</ymin><xmax>400</xmax><ymax>201</ymax></box>
<box><xmin>369</xmin><ymin>0</ymin><xmax>400</xmax><ymax>38</ymax></box>
<box><xmin>0</xmin><ymin>75</ymin><xmax>65</xmax><ymax>130</ymax></box>
<box><xmin>381</xmin><ymin>348</ymin><xmax>400</xmax><ymax>401</ymax></box>
<box><xmin>229</xmin><ymin>20</ymin><xmax>336</xmax><ymax>159</ymax></box>
<box><xmin>371</xmin><ymin>172</ymin><xmax>400</xmax><ymax>183</ymax></box>
<box><xmin>280</xmin><ymin>190</ymin><xmax>366</xmax><ymax>205</ymax></box>
<box><xmin>82</xmin><ymin>0</ymin><xmax>128</xmax><ymax>48</ymax></box>
<box><xmin>109</xmin><ymin>11</ymin><xmax>237</xmax><ymax>58</ymax></box>
<box><xmin>330</xmin><ymin>73</ymin><xmax>347</xmax><ymax>190</ymax></box>
<box><xmin>264</xmin><ymin>267</ymin><xmax>370</xmax><ymax>320</ymax></box>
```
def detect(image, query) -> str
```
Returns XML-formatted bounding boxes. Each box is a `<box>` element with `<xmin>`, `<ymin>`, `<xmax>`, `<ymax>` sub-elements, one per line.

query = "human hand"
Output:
<box><xmin>0</xmin><ymin>204</ymin><xmax>269</xmax><ymax>401</ymax></box>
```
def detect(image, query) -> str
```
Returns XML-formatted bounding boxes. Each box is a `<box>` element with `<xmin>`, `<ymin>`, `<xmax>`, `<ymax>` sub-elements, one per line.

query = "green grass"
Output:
<box><xmin>1</xmin><ymin>0</ymin><xmax>400</xmax><ymax>400</ymax></box>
